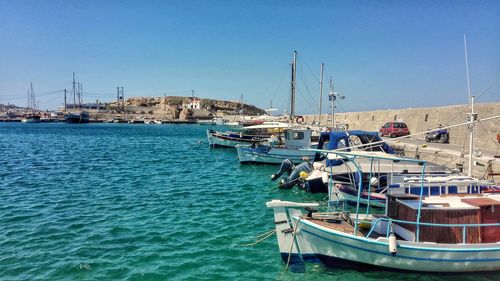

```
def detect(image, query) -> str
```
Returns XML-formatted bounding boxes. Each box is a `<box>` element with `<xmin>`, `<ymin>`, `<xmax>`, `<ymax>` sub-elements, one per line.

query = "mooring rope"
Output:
<box><xmin>236</xmin><ymin>229</ymin><xmax>276</xmax><ymax>247</ymax></box>
<box><xmin>284</xmin><ymin>217</ymin><xmax>303</xmax><ymax>272</ymax></box>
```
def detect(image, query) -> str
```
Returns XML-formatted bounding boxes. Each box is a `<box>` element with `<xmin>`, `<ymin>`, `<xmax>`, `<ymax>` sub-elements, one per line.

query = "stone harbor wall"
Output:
<box><xmin>305</xmin><ymin>102</ymin><xmax>500</xmax><ymax>152</ymax></box>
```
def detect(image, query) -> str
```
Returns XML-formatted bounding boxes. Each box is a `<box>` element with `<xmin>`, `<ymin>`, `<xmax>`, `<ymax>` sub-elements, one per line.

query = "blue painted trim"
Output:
<box><xmin>279</xmin><ymin>253</ymin><xmax>320</xmax><ymax>263</ymax></box>
<box><xmin>294</xmin><ymin>217</ymin><xmax>500</xmax><ymax>253</ymax></box>
<box><xmin>301</xmin><ymin>228</ymin><xmax>500</xmax><ymax>263</ymax></box>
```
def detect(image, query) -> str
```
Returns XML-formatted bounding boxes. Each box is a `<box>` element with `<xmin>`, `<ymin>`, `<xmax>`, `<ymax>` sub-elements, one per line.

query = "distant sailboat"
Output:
<box><xmin>64</xmin><ymin>73</ymin><xmax>90</xmax><ymax>123</ymax></box>
<box><xmin>64</xmin><ymin>111</ymin><xmax>90</xmax><ymax>123</ymax></box>
<box><xmin>21</xmin><ymin>82</ymin><xmax>41</xmax><ymax>123</ymax></box>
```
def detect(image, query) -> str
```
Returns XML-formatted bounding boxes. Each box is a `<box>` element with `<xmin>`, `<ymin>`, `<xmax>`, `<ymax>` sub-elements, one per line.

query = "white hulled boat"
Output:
<box><xmin>266</xmin><ymin>151</ymin><xmax>500</xmax><ymax>272</ymax></box>
<box><xmin>236</xmin><ymin>127</ymin><xmax>315</xmax><ymax>164</ymax></box>
<box><xmin>207</xmin><ymin>121</ymin><xmax>291</xmax><ymax>148</ymax></box>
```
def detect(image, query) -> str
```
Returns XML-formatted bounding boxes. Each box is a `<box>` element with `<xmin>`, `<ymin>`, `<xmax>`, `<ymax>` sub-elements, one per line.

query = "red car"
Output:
<box><xmin>379</xmin><ymin>122</ymin><xmax>410</xmax><ymax>137</ymax></box>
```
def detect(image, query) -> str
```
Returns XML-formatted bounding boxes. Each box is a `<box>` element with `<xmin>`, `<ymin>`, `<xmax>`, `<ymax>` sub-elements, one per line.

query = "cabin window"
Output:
<box><xmin>292</xmin><ymin>132</ymin><xmax>304</xmax><ymax>140</ymax></box>
<box><xmin>337</xmin><ymin>139</ymin><xmax>347</xmax><ymax>149</ymax></box>
<box><xmin>348</xmin><ymin>136</ymin><xmax>363</xmax><ymax>149</ymax></box>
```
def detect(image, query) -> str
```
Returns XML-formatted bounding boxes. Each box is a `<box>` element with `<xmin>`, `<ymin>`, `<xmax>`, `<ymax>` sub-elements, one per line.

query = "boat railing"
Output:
<box><xmin>366</xmin><ymin>217</ymin><xmax>500</xmax><ymax>244</ymax></box>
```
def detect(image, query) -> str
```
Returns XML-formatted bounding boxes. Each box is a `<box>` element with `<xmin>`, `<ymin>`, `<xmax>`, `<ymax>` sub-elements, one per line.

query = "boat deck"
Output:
<box><xmin>304</xmin><ymin>216</ymin><xmax>381</xmax><ymax>238</ymax></box>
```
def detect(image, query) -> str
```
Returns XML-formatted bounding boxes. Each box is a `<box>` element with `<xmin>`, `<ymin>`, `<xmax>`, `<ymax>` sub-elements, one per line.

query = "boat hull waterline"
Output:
<box><xmin>236</xmin><ymin>145</ymin><xmax>315</xmax><ymax>164</ymax></box>
<box><xmin>270</xmin><ymin>205</ymin><xmax>500</xmax><ymax>272</ymax></box>
<box><xmin>206</xmin><ymin>130</ymin><xmax>262</xmax><ymax>148</ymax></box>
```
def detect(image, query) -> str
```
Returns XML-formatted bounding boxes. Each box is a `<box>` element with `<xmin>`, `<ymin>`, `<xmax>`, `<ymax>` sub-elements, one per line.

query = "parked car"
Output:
<box><xmin>379</xmin><ymin>122</ymin><xmax>410</xmax><ymax>137</ymax></box>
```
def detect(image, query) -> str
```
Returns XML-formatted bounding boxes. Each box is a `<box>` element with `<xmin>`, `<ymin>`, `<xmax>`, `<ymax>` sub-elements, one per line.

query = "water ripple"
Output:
<box><xmin>2</xmin><ymin>123</ymin><xmax>493</xmax><ymax>280</ymax></box>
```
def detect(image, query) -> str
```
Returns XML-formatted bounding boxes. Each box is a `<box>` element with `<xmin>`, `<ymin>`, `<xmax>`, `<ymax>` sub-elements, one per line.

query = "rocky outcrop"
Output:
<box><xmin>108</xmin><ymin>96</ymin><xmax>266</xmax><ymax>116</ymax></box>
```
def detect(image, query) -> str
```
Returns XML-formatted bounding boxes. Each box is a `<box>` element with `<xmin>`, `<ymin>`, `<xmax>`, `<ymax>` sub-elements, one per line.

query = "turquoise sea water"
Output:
<box><xmin>0</xmin><ymin>123</ymin><xmax>497</xmax><ymax>281</ymax></box>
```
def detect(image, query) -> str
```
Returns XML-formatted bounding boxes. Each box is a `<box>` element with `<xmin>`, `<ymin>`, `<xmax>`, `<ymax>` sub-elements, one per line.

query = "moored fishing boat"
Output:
<box><xmin>236</xmin><ymin>127</ymin><xmax>315</xmax><ymax>164</ymax></box>
<box><xmin>266</xmin><ymin>151</ymin><xmax>500</xmax><ymax>272</ymax></box>
<box><xmin>333</xmin><ymin>173</ymin><xmax>489</xmax><ymax>208</ymax></box>
<box><xmin>197</xmin><ymin>117</ymin><xmax>227</xmax><ymax>126</ymax></box>
<box><xmin>21</xmin><ymin>114</ymin><xmax>41</xmax><ymax>123</ymax></box>
<box><xmin>207</xmin><ymin>121</ymin><xmax>291</xmax><ymax>148</ymax></box>
<box><xmin>271</xmin><ymin>130</ymin><xmax>451</xmax><ymax>193</ymax></box>
<box><xmin>207</xmin><ymin>129</ymin><xmax>265</xmax><ymax>148</ymax></box>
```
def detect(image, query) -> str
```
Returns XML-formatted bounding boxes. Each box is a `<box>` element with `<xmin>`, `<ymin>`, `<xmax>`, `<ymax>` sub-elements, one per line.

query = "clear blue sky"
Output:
<box><xmin>0</xmin><ymin>0</ymin><xmax>499</xmax><ymax>113</ymax></box>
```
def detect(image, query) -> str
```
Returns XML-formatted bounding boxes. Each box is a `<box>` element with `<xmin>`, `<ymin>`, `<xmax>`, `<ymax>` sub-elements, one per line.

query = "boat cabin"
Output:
<box><xmin>386</xmin><ymin>174</ymin><xmax>484</xmax><ymax>196</ymax></box>
<box><xmin>313</xmin><ymin>130</ymin><xmax>394</xmax><ymax>165</ymax></box>
<box><xmin>385</xmin><ymin>194</ymin><xmax>500</xmax><ymax>244</ymax></box>
<box><xmin>283</xmin><ymin>128</ymin><xmax>312</xmax><ymax>150</ymax></box>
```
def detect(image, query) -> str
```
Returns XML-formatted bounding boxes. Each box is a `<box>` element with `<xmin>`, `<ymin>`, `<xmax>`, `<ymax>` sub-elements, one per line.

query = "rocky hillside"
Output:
<box><xmin>108</xmin><ymin>96</ymin><xmax>266</xmax><ymax>117</ymax></box>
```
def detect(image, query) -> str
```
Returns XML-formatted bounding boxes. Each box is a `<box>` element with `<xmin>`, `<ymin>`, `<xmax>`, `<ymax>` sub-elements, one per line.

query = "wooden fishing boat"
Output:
<box><xmin>207</xmin><ymin>122</ymin><xmax>290</xmax><ymax>148</ymax></box>
<box><xmin>236</xmin><ymin>128</ymin><xmax>315</xmax><ymax>164</ymax></box>
<box><xmin>266</xmin><ymin>151</ymin><xmax>500</xmax><ymax>272</ymax></box>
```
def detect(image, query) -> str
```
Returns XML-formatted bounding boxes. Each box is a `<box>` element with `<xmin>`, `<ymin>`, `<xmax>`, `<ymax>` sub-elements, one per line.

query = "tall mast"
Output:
<box><xmin>31</xmin><ymin>82</ymin><xmax>36</xmax><ymax>111</ymax></box>
<box><xmin>79</xmin><ymin>83</ymin><xmax>83</xmax><ymax>107</ymax></box>
<box><xmin>319</xmin><ymin>63</ymin><xmax>324</xmax><ymax>123</ymax></box>
<box><xmin>27</xmin><ymin>82</ymin><xmax>36</xmax><ymax>113</ymax></box>
<box><xmin>468</xmin><ymin>96</ymin><xmax>476</xmax><ymax>177</ymax></box>
<box><xmin>64</xmin><ymin>89</ymin><xmax>67</xmax><ymax>112</ymax></box>
<box><xmin>77</xmin><ymin>82</ymin><xmax>80</xmax><ymax>108</ymax></box>
<box><xmin>27</xmin><ymin>89</ymin><xmax>30</xmax><ymax>112</ymax></box>
<box><xmin>329</xmin><ymin>77</ymin><xmax>334</xmax><ymax>127</ymax></box>
<box><xmin>290</xmin><ymin>50</ymin><xmax>297</xmax><ymax>122</ymax></box>
<box><xmin>464</xmin><ymin>35</ymin><xmax>475</xmax><ymax>177</ymax></box>
<box><xmin>72</xmin><ymin>72</ymin><xmax>76</xmax><ymax>110</ymax></box>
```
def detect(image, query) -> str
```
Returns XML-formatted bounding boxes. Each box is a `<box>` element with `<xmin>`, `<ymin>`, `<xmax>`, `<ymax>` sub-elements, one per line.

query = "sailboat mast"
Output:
<box><xmin>72</xmin><ymin>72</ymin><xmax>76</xmax><ymax>110</ymax></box>
<box><xmin>27</xmin><ymin>89</ymin><xmax>30</xmax><ymax>112</ymax></box>
<box><xmin>78</xmin><ymin>82</ymin><xmax>81</xmax><ymax>107</ymax></box>
<box><xmin>468</xmin><ymin>96</ymin><xmax>475</xmax><ymax>177</ymax></box>
<box><xmin>78</xmin><ymin>83</ymin><xmax>83</xmax><ymax>108</ymax></box>
<box><xmin>290</xmin><ymin>50</ymin><xmax>297</xmax><ymax>122</ymax></box>
<box><xmin>319</xmin><ymin>63</ymin><xmax>324</xmax><ymax>123</ymax></box>
<box><xmin>30</xmin><ymin>82</ymin><xmax>35</xmax><ymax>111</ymax></box>
<box><xmin>330</xmin><ymin>77</ymin><xmax>334</xmax><ymax>127</ymax></box>
<box><xmin>464</xmin><ymin>35</ymin><xmax>475</xmax><ymax>177</ymax></box>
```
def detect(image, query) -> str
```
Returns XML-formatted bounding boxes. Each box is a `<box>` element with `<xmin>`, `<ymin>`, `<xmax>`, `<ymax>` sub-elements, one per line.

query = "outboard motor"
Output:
<box><xmin>271</xmin><ymin>159</ymin><xmax>294</xmax><ymax>181</ymax></box>
<box><xmin>272</xmin><ymin>160</ymin><xmax>313</xmax><ymax>190</ymax></box>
